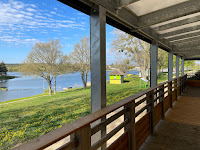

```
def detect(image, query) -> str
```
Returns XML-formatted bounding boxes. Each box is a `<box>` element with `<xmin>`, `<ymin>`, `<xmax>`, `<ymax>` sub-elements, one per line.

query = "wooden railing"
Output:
<box><xmin>13</xmin><ymin>75</ymin><xmax>188</xmax><ymax>150</ymax></box>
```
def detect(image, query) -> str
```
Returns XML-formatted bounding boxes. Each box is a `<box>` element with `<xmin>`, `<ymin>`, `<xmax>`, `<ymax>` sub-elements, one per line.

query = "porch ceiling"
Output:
<box><xmin>59</xmin><ymin>0</ymin><xmax>200</xmax><ymax>60</ymax></box>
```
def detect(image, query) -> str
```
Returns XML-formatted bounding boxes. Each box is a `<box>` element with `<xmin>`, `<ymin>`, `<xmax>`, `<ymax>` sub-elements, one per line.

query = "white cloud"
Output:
<box><xmin>45</xmin><ymin>13</ymin><xmax>52</xmax><ymax>17</ymax></box>
<box><xmin>50</xmin><ymin>11</ymin><xmax>56</xmax><ymax>15</ymax></box>
<box><xmin>62</xmin><ymin>37</ymin><xmax>70</xmax><ymax>39</ymax></box>
<box><xmin>26</xmin><ymin>8</ymin><xmax>37</xmax><ymax>12</ymax></box>
<box><xmin>57</xmin><ymin>14</ymin><xmax>65</xmax><ymax>17</ymax></box>
<box><xmin>0</xmin><ymin>35</ymin><xmax>39</xmax><ymax>45</ymax></box>
<box><xmin>24</xmin><ymin>38</ymin><xmax>38</xmax><ymax>42</ymax></box>
<box><xmin>29</xmin><ymin>4</ymin><xmax>37</xmax><ymax>8</ymax></box>
<box><xmin>0</xmin><ymin>0</ymin><xmax>87</xmax><ymax>46</ymax></box>
<box><xmin>77</xmin><ymin>13</ymin><xmax>86</xmax><ymax>16</ymax></box>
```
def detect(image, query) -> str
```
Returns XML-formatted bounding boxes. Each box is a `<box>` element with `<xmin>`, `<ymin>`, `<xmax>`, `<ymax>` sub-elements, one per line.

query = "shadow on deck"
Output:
<box><xmin>140</xmin><ymin>86</ymin><xmax>200</xmax><ymax>150</ymax></box>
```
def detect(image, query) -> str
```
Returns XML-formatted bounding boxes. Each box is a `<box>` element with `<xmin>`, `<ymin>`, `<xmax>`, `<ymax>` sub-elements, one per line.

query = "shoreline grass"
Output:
<box><xmin>0</xmin><ymin>73</ymin><xmax>168</xmax><ymax>150</ymax></box>
<box><xmin>0</xmin><ymin>88</ymin><xmax>8</xmax><ymax>91</ymax></box>
<box><xmin>0</xmin><ymin>93</ymin><xmax>48</xmax><ymax>105</ymax></box>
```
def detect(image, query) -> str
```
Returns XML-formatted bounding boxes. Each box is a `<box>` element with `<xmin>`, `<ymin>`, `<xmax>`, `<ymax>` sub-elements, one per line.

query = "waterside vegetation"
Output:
<box><xmin>0</xmin><ymin>75</ymin><xmax>15</xmax><ymax>80</ymax></box>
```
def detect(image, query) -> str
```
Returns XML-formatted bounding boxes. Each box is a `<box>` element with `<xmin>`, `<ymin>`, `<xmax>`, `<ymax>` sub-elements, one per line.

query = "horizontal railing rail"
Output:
<box><xmin>13</xmin><ymin>75</ymin><xmax>188</xmax><ymax>150</ymax></box>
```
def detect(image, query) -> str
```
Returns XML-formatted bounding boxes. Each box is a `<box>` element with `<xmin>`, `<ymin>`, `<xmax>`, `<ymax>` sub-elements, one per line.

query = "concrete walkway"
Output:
<box><xmin>140</xmin><ymin>86</ymin><xmax>200</xmax><ymax>150</ymax></box>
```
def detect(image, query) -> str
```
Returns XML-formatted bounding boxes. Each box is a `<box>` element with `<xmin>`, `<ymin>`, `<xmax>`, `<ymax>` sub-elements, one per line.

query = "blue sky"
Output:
<box><xmin>0</xmin><ymin>0</ymin><xmax>116</xmax><ymax>64</ymax></box>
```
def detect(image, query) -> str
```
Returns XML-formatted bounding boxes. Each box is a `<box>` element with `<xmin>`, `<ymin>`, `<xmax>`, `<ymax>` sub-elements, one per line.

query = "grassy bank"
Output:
<box><xmin>0</xmin><ymin>88</ymin><xmax>8</xmax><ymax>91</ymax></box>
<box><xmin>0</xmin><ymin>94</ymin><xmax>48</xmax><ymax>104</ymax></box>
<box><xmin>0</xmin><ymin>74</ymin><xmax>167</xmax><ymax>149</ymax></box>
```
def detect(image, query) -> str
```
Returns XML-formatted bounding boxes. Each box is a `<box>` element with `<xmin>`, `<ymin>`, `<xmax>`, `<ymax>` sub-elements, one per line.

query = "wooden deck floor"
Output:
<box><xmin>140</xmin><ymin>86</ymin><xmax>200</xmax><ymax>150</ymax></box>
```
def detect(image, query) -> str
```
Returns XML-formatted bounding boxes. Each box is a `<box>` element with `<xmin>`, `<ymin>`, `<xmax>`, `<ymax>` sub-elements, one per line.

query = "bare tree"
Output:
<box><xmin>112</xmin><ymin>29</ymin><xmax>150</xmax><ymax>79</ymax></box>
<box><xmin>20</xmin><ymin>39</ymin><xmax>68</xmax><ymax>95</ymax></box>
<box><xmin>114</xmin><ymin>57</ymin><xmax>133</xmax><ymax>73</ymax></box>
<box><xmin>52</xmin><ymin>55</ymin><xmax>72</xmax><ymax>94</ymax></box>
<box><xmin>69</xmin><ymin>36</ymin><xmax>90</xmax><ymax>88</ymax></box>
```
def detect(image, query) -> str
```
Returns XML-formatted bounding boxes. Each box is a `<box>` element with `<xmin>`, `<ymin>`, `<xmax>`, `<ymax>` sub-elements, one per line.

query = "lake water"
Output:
<box><xmin>0</xmin><ymin>71</ymin><xmax>139</xmax><ymax>102</ymax></box>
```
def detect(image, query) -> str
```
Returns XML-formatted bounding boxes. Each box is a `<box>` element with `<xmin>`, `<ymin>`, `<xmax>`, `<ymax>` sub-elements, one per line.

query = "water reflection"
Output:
<box><xmin>0</xmin><ymin>80</ymin><xmax>8</xmax><ymax>88</ymax></box>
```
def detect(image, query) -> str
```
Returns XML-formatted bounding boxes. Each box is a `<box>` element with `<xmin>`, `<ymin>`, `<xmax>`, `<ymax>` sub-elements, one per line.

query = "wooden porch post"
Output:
<box><xmin>168</xmin><ymin>52</ymin><xmax>173</xmax><ymax>81</ymax></box>
<box><xmin>181</xmin><ymin>59</ymin><xmax>184</xmax><ymax>76</ymax></box>
<box><xmin>168</xmin><ymin>81</ymin><xmax>172</xmax><ymax>108</ymax></box>
<box><xmin>159</xmin><ymin>84</ymin><xmax>165</xmax><ymax>119</ymax></box>
<box><xmin>150</xmin><ymin>41</ymin><xmax>158</xmax><ymax>87</ymax></box>
<box><xmin>90</xmin><ymin>5</ymin><xmax>106</xmax><ymax>149</ymax></box>
<box><xmin>176</xmin><ymin>55</ymin><xmax>180</xmax><ymax>78</ymax></box>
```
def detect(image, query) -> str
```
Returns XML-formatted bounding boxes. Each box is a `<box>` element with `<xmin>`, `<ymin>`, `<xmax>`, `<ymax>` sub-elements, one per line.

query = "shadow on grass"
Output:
<box><xmin>123</xmin><ymin>80</ymin><xmax>130</xmax><ymax>83</ymax></box>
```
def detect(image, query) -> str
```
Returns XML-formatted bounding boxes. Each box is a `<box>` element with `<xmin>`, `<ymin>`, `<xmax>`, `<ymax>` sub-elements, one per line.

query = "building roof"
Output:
<box><xmin>60</xmin><ymin>0</ymin><xmax>200</xmax><ymax>60</ymax></box>
<box><xmin>109</xmin><ymin>69</ymin><xmax>125</xmax><ymax>75</ymax></box>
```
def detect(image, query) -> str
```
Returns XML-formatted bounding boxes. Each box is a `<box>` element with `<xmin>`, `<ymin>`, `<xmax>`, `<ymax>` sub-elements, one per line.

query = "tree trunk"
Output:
<box><xmin>140</xmin><ymin>67</ymin><xmax>147</xmax><ymax>79</ymax></box>
<box><xmin>159</xmin><ymin>65</ymin><xmax>161</xmax><ymax>74</ymax></box>
<box><xmin>85</xmin><ymin>71</ymin><xmax>88</xmax><ymax>87</ymax></box>
<box><xmin>47</xmin><ymin>79</ymin><xmax>52</xmax><ymax>96</ymax></box>
<box><xmin>54</xmin><ymin>77</ymin><xmax>56</xmax><ymax>94</ymax></box>
<box><xmin>81</xmin><ymin>71</ymin><xmax>86</xmax><ymax>88</ymax></box>
<box><xmin>48</xmin><ymin>84</ymin><xmax>52</xmax><ymax>96</ymax></box>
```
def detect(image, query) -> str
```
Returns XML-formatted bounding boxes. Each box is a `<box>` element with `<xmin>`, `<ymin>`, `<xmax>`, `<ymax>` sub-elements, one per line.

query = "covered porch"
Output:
<box><xmin>141</xmin><ymin>86</ymin><xmax>200</xmax><ymax>150</ymax></box>
<box><xmin>13</xmin><ymin>0</ymin><xmax>200</xmax><ymax>149</ymax></box>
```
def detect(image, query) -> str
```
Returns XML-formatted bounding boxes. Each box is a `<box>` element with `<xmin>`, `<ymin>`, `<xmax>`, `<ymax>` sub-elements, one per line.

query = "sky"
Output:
<box><xmin>0</xmin><ymin>0</ymin><xmax>116</xmax><ymax>64</ymax></box>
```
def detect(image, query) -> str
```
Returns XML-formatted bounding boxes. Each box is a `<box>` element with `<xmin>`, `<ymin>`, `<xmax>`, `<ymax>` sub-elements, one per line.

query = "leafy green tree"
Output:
<box><xmin>0</xmin><ymin>61</ymin><xmax>8</xmax><ymax>75</ymax></box>
<box><xmin>185</xmin><ymin>60</ymin><xmax>195</xmax><ymax>71</ymax></box>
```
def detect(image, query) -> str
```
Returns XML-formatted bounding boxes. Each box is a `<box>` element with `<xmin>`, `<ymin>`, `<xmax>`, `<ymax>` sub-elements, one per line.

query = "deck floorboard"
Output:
<box><xmin>140</xmin><ymin>86</ymin><xmax>200</xmax><ymax>150</ymax></box>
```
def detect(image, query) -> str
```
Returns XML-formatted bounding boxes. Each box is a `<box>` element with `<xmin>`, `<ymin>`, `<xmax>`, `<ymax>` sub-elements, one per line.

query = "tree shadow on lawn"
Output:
<box><xmin>123</xmin><ymin>80</ymin><xmax>130</xmax><ymax>83</ymax></box>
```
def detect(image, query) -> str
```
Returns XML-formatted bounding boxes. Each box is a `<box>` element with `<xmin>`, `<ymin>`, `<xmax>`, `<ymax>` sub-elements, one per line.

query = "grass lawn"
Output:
<box><xmin>0</xmin><ymin>74</ymin><xmax>166</xmax><ymax>150</ymax></box>
<box><xmin>158</xmin><ymin>72</ymin><xmax>168</xmax><ymax>83</ymax></box>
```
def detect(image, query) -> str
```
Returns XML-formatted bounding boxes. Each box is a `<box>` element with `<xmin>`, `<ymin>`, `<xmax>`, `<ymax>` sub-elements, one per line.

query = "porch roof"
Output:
<box><xmin>59</xmin><ymin>0</ymin><xmax>200</xmax><ymax>60</ymax></box>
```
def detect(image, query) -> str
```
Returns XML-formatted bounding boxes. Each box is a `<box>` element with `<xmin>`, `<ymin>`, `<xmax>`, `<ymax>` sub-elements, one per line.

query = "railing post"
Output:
<box><xmin>174</xmin><ymin>79</ymin><xmax>177</xmax><ymax>100</ymax></box>
<box><xmin>182</xmin><ymin>76</ymin><xmax>184</xmax><ymax>93</ymax></box>
<box><xmin>147</xmin><ymin>91</ymin><xmax>154</xmax><ymax>135</ymax></box>
<box><xmin>180</xmin><ymin>76</ymin><xmax>183</xmax><ymax>93</ymax></box>
<box><xmin>125</xmin><ymin>102</ymin><xmax>136</xmax><ymax>150</ymax></box>
<box><xmin>71</xmin><ymin>125</ymin><xmax>91</xmax><ymax>150</ymax></box>
<box><xmin>184</xmin><ymin>76</ymin><xmax>186</xmax><ymax>91</ymax></box>
<box><xmin>185</xmin><ymin>74</ymin><xmax>187</xmax><ymax>90</ymax></box>
<box><xmin>183</xmin><ymin>75</ymin><xmax>186</xmax><ymax>92</ymax></box>
<box><xmin>179</xmin><ymin>77</ymin><xmax>181</xmax><ymax>95</ymax></box>
<box><xmin>168</xmin><ymin>81</ymin><xmax>172</xmax><ymax>108</ymax></box>
<box><xmin>159</xmin><ymin>85</ymin><xmax>165</xmax><ymax>120</ymax></box>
